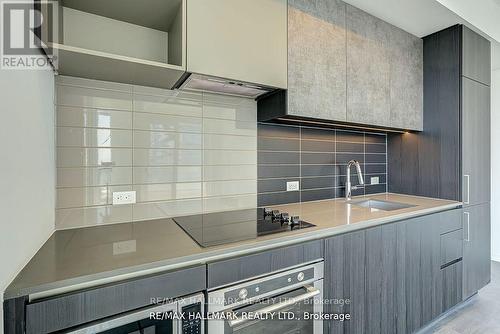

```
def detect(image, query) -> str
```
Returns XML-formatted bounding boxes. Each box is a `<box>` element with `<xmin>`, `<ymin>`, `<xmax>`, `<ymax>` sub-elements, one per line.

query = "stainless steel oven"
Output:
<box><xmin>66</xmin><ymin>293</ymin><xmax>204</xmax><ymax>334</ymax></box>
<box><xmin>207</xmin><ymin>261</ymin><xmax>324</xmax><ymax>334</ymax></box>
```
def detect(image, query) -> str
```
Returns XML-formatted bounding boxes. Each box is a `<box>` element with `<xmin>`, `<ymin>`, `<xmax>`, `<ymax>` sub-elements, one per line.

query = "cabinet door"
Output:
<box><xmin>462</xmin><ymin>77</ymin><xmax>491</xmax><ymax>206</ymax></box>
<box><xmin>346</xmin><ymin>5</ymin><xmax>391</xmax><ymax>128</ymax></box>
<box><xmin>287</xmin><ymin>0</ymin><xmax>347</xmax><ymax>121</ymax></box>
<box><xmin>187</xmin><ymin>0</ymin><xmax>287</xmax><ymax>88</ymax></box>
<box><xmin>462</xmin><ymin>26</ymin><xmax>491</xmax><ymax>86</ymax></box>
<box><xmin>463</xmin><ymin>203</ymin><xmax>491</xmax><ymax>299</ymax></box>
<box><xmin>324</xmin><ymin>225</ymin><xmax>397</xmax><ymax>334</ymax></box>
<box><xmin>324</xmin><ymin>230</ymin><xmax>366</xmax><ymax>334</ymax></box>
<box><xmin>389</xmin><ymin>28</ymin><xmax>423</xmax><ymax>131</ymax></box>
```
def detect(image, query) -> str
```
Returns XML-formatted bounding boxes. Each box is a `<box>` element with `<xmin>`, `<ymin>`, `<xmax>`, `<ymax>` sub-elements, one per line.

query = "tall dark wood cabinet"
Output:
<box><xmin>388</xmin><ymin>24</ymin><xmax>491</xmax><ymax>300</ymax></box>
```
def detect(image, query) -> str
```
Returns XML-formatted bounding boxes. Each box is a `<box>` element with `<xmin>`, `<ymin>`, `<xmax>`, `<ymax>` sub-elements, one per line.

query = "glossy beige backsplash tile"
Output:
<box><xmin>55</xmin><ymin>76</ymin><xmax>257</xmax><ymax>229</ymax></box>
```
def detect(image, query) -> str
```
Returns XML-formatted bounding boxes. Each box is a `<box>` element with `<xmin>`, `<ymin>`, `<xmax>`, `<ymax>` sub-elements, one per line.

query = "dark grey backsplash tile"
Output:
<box><xmin>365</xmin><ymin>133</ymin><xmax>386</xmax><ymax>144</ymax></box>
<box><xmin>336</xmin><ymin>130</ymin><xmax>365</xmax><ymax>143</ymax></box>
<box><xmin>365</xmin><ymin>163</ymin><xmax>387</xmax><ymax>174</ymax></box>
<box><xmin>365</xmin><ymin>153</ymin><xmax>386</xmax><ymax>163</ymax></box>
<box><xmin>258</xmin><ymin>123</ymin><xmax>388</xmax><ymax>206</ymax></box>
<box><xmin>365</xmin><ymin>143</ymin><xmax>386</xmax><ymax>153</ymax></box>
<box><xmin>258</xmin><ymin>191</ymin><xmax>300</xmax><ymax>206</ymax></box>
<box><xmin>336</xmin><ymin>142</ymin><xmax>364</xmax><ymax>153</ymax></box>
<box><xmin>258</xmin><ymin>165</ymin><xmax>300</xmax><ymax>178</ymax></box>
<box><xmin>258</xmin><ymin>151</ymin><xmax>300</xmax><ymax>165</ymax></box>
<box><xmin>336</xmin><ymin>152</ymin><xmax>364</xmax><ymax>164</ymax></box>
<box><xmin>258</xmin><ymin>137</ymin><xmax>300</xmax><ymax>151</ymax></box>
<box><xmin>301</xmin><ymin>140</ymin><xmax>335</xmax><ymax>152</ymax></box>
<box><xmin>301</xmin><ymin>152</ymin><xmax>335</xmax><ymax>165</ymax></box>
<box><xmin>365</xmin><ymin>183</ymin><xmax>387</xmax><ymax>195</ymax></box>
<box><xmin>301</xmin><ymin>127</ymin><xmax>335</xmax><ymax>141</ymax></box>
<box><xmin>301</xmin><ymin>176</ymin><xmax>337</xmax><ymax>190</ymax></box>
<box><xmin>301</xmin><ymin>165</ymin><xmax>336</xmax><ymax>177</ymax></box>
<box><xmin>301</xmin><ymin>188</ymin><xmax>337</xmax><ymax>202</ymax></box>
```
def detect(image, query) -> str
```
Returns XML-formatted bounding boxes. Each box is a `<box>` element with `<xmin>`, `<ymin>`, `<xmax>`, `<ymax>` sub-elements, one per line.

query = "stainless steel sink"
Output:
<box><xmin>350</xmin><ymin>199</ymin><xmax>417</xmax><ymax>211</ymax></box>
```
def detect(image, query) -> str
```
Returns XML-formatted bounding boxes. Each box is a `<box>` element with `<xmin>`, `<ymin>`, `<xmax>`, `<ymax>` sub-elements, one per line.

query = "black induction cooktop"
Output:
<box><xmin>173</xmin><ymin>208</ymin><xmax>315</xmax><ymax>248</ymax></box>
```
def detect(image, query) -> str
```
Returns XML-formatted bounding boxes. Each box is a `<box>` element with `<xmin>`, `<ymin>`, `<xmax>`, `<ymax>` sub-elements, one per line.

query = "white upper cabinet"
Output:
<box><xmin>186</xmin><ymin>0</ymin><xmax>288</xmax><ymax>89</ymax></box>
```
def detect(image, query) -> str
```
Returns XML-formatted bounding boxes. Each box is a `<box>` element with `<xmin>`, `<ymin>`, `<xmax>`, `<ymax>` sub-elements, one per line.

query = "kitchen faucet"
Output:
<box><xmin>345</xmin><ymin>160</ymin><xmax>365</xmax><ymax>200</ymax></box>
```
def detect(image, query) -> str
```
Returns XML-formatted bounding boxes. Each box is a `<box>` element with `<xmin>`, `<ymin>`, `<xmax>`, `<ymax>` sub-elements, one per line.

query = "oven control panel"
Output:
<box><xmin>181</xmin><ymin>302</ymin><xmax>202</xmax><ymax>334</ymax></box>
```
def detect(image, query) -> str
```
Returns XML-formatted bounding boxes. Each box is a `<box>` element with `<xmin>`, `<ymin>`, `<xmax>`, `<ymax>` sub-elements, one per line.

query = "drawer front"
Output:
<box><xmin>207</xmin><ymin>240</ymin><xmax>323</xmax><ymax>289</ymax></box>
<box><xmin>25</xmin><ymin>265</ymin><xmax>206</xmax><ymax>334</ymax></box>
<box><xmin>440</xmin><ymin>229</ymin><xmax>463</xmax><ymax>268</ymax></box>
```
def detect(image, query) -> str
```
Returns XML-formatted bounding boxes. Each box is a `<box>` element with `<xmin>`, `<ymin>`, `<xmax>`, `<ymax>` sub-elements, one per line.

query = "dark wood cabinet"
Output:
<box><xmin>324</xmin><ymin>209</ymin><xmax>463</xmax><ymax>334</ymax></box>
<box><xmin>463</xmin><ymin>203</ymin><xmax>491</xmax><ymax>299</ymax></box>
<box><xmin>387</xmin><ymin>25</ymin><xmax>491</xmax><ymax>306</ymax></box>
<box><xmin>462</xmin><ymin>25</ymin><xmax>491</xmax><ymax>86</ymax></box>
<box><xmin>388</xmin><ymin>25</ymin><xmax>491</xmax><ymax>208</ymax></box>
<box><xmin>207</xmin><ymin>240</ymin><xmax>323</xmax><ymax>289</ymax></box>
<box><xmin>462</xmin><ymin>77</ymin><xmax>491</xmax><ymax>207</ymax></box>
<box><xmin>395</xmin><ymin>210</ymin><xmax>463</xmax><ymax>333</ymax></box>
<box><xmin>22</xmin><ymin>265</ymin><xmax>206</xmax><ymax>334</ymax></box>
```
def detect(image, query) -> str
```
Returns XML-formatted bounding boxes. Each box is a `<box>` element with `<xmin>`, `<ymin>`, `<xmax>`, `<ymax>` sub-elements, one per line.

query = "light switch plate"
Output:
<box><xmin>286</xmin><ymin>181</ymin><xmax>300</xmax><ymax>191</ymax></box>
<box><xmin>112</xmin><ymin>191</ymin><xmax>136</xmax><ymax>205</ymax></box>
<box><xmin>370</xmin><ymin>177</ymin><xmax>380</xmax><ymax>185</ymax></box>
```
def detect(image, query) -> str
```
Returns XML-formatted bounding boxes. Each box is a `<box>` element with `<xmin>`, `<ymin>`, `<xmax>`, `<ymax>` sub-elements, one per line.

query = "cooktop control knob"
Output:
<box><xmin>280</xmin><ymin>212</ymin><xmax>289</xmax><ymax>224</ymax></box>
<box><xmin>297</xmin><ymin>272</ymin><xmax>305</xmax><ymax>282</ymax></box>
<box><xmin>272</xmin><ymin>210</ymin><xmax>281</xmax><ymax>219</ymax></box>
<box><xmin>290</xmin><ymin>216</ymin><xmax>301</xmax><ymax>226</ymax></box>
<box><xmin>263</xmin><ymin>208</ymin><xmax>273</xmax><ymax>218</ymax></box>
<box><xmin>239</xmin><ymin>288</ymin><xmax>248</xmax><ymax>300</ymax></box>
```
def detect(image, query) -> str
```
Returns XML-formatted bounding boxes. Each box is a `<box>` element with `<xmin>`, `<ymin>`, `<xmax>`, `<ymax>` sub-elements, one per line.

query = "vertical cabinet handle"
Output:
<box><xmin>463</xmin><ymin>211</ymin><xmax>470</xmax><ymax>242</ymax></box>
<box><xmin>463</xmin><ymin>174</ymin><xmax>470</xmax><ymax>205</ymax></box>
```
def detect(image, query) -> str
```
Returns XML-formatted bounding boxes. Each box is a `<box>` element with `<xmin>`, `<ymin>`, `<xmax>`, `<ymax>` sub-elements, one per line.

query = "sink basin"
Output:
<box><xmin>350</xmin><ymin>199</ymin><xmax>417</xmax><ymax>211</ymax></box>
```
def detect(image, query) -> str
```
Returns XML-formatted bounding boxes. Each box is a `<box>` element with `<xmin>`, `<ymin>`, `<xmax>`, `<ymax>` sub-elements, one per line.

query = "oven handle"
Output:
<box><xmin>227</xmin><ymin>285</ymin><xmax>320</xmax><ymax>328</ymax></box>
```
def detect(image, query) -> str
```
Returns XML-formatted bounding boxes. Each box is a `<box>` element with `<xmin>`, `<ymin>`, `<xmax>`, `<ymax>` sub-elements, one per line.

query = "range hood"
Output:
<box><xmin>177</xmin><ymin>73</ymin><xmax>275</xmax><ymax>99</ymax></box>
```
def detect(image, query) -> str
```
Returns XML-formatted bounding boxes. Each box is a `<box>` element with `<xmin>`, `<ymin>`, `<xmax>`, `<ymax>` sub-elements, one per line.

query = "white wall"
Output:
<box><xmin>491</xmin><ymin>43</ymin><xmax>500</xmax><ymax>261</ymax></box>
<box><xmin>0</xmin><ymin>64</ymin><xmax>55</xmax><ymax>330</ymax></box>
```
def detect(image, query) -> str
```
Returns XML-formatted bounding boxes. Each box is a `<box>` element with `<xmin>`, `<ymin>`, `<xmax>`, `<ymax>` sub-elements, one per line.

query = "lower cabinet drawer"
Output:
<box><xmin>440</xmin><ymin>229</ymin><xmax>463</xmax><ymax>268</ymax></box>
<box><xmin>440</xmin><ymin>260</ymin><xmax>463</xmax><ymax>312</ymax></box>
<box><xmin>207</xmin><ymin>240</ymin><xmax>323</xmax><ymax>289</ymax></box>
<box><xmin>25</xmin><ymin>265</ymin><xmax>206</xmax><ymax>334</ymax></box>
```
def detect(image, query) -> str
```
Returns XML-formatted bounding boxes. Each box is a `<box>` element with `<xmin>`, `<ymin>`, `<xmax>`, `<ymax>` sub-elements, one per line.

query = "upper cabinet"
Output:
<box><xmin>259</xmin><ymin>1</ymin><xmax>423</xmax><ymax>131</ymax></box>
<box><xmin>287</xmin><ymin>0</ymin><xmax>346</xmax><ymax>121</ymax></box>
<box><xmin>462</xmin><ymin>26</ymin><xmax>491</xmax><ymax>86</ymax></box>
<box><xmin>186</xmin><ymin>0</ymin><xmax>287</xmax><ymax>89</ymax></box>
<box><xmin>346</xmin><ymin>5</ymin><xmax>423</xmax><ymax>130</ymax></box>
<box><xmin>42</xmin><ymin>0</ymin><xmax>187</xmax><ymax>89</ymax></box>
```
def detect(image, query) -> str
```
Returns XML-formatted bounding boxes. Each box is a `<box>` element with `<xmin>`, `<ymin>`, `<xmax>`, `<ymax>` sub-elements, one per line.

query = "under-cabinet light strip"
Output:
<box><xmin>274</xmin><ymin>118</ymin><xmax>408</xmax><ymax>134</ymax></box>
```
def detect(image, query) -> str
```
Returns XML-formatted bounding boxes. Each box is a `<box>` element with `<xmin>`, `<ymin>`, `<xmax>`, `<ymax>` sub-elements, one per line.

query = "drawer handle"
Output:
<box><xmin>464</xmin><ymin>211</ymin><xmax>470</xmax><ymax>242</ymax></box>
<box><xmin>440</xmin><ymin>257</ymin><xmax>463</xmax><ymax>270</ymax></box>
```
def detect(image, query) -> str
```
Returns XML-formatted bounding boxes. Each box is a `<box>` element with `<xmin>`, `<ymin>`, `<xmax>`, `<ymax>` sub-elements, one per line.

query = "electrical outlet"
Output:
<box><xmin>286</xmin><ymin>181</ymin><xmax>300</xmax><ymax>192</ymax></box>
<box><xmin>112</xmin><ymin>191</ymin><xmax>136</xmax><ymax>205</ymax></box>
<box><xmin>370</xmin><ymin>177</ymin><xmax>380</xmax><ymax>185</ymax></box>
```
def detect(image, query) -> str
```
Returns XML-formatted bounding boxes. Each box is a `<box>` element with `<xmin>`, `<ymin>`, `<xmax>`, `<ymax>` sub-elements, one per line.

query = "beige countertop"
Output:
<box><xmin>4</xmin><ymin>193</ymin><xmax>461</xmax><ymax>300</ymax></box>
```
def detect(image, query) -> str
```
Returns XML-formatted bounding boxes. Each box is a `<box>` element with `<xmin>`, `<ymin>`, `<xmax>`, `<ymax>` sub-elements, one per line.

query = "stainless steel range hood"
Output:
<box><xmin>177</xmin><ymin>73</ymin><xmax>275</xmax><ymax>99</ymax></box>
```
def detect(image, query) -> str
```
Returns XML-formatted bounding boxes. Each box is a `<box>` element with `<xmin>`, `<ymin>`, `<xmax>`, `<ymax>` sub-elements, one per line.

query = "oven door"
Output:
<box><xmin>66</xmin><ymin>302</ymin><xmax>179</xmax><ymax>334</ymax></box>
<box><xmin>209</xmin><ymin>280</ymin><xmax>323</xmax><ymax>334</ymax></box>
